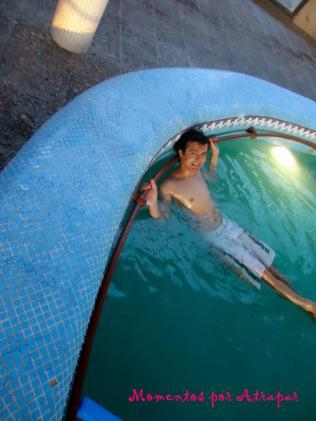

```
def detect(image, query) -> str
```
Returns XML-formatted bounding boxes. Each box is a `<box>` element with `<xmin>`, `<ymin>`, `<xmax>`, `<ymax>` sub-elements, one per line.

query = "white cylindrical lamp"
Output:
<box><xmin>51</xmin><ymin>0</ymin><xmax>109</xmax><ymax>54</ymax></box>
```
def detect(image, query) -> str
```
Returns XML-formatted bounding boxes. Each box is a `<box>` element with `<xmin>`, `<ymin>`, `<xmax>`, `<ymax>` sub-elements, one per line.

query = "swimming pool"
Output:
<box><xmin>1</xmin><ymin>68</ymin><xmax>316</xmax><ymax>419</ymax></box>
<box><xmin>83</xmin><ymin>137</ymin><xmax>316</xmax><ymax>421</ymax></box>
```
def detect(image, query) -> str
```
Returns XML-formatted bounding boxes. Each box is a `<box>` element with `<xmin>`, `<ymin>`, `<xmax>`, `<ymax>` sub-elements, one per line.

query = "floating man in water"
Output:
<box><xmin>143</xmin><ymin>129</ymin><xmax>316</xmax><ymax>320</ymax></box>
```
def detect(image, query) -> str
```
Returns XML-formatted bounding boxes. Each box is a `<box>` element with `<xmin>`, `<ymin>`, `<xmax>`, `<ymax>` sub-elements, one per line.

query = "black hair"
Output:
<box><xmin>173</xmin><ymin>129</ymin><xmax>209</xmax><ymax>154</ymax></box>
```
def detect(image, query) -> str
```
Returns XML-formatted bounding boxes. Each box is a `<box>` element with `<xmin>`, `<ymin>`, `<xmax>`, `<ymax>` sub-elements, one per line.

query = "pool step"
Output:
<box><xmin>77</xmin><ymin>397</ymin><xmax>122</xmax><ymax>421</ymax></box>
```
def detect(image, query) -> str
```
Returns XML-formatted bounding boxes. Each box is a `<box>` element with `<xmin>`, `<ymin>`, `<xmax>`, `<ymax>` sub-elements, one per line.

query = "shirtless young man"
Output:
<box><xmin>144</xmin><ymin>129</ymin><xmax>316</xmax><ymax>319</ymax></box>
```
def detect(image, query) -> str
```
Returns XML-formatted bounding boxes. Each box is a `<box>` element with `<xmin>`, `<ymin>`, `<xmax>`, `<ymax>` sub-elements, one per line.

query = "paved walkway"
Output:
<box><xmin>0</xmin><ymin>0</ymin><xmax>315</xmax><ymax>170</ymax></box>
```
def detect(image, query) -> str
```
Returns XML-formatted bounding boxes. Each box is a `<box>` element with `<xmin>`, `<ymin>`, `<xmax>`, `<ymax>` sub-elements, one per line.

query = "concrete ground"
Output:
<box><xmin>0</xmin><ymin>0</ymin><xmax>315</xmax><ymax>170</ymax></box>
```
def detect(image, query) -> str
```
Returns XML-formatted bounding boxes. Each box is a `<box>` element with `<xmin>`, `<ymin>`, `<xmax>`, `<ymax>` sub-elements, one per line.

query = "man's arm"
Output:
<box><xmin>209</xmin><ymin>138</ymin><xmax>219</xmax><ymax>173</ymax></box>
<box><xmin>144</xmin><ymin>179</ymin><xmax>172</xmax><ymax>220</ymax></box>
<box><xmin>202</xmin><ymin>139</ymin><xmax>219</xmax><ymax>181</ymax></box>
<box><xmin>158</xmin><ymin>183</ymin><xmax>172</xmax><ymax>220</ymax></box>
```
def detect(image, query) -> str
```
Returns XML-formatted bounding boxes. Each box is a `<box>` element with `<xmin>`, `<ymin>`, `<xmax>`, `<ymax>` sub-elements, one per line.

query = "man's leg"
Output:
<box><xmin>261</xmin><ymin>269</ymin><xmax>316</xmax><ymax>317</ymax></box>
<box><xmin>240</xmin><ymin>232</ymin><xmax>293</xmax><ymax>290</ymax></box>
<box><xmin>215</xmin><ymin>249</ymin><xmax>261</xmax><ymax>289</ymax></box>
<box><xmin>268</xmin><ymin>265</ymin><xmax>293</xmax><ymax>290</ymax></box>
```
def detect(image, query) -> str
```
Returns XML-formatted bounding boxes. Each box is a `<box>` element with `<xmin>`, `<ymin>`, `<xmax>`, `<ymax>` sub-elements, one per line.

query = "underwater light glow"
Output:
<box><xmin>271</xmin><ymin>146</ymin><xmax>297</xmax><ymax>170</ymax></box>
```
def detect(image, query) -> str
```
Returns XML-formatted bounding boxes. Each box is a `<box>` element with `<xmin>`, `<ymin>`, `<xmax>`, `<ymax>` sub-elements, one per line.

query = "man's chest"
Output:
<box><xmin>171</xmin><ymin>177</ymin><xmax>211</xmax><ymax>209</ymax></box>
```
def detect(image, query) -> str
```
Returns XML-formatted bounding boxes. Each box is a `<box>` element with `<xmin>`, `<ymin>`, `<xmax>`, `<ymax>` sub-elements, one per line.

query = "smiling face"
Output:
<box><xmin>178</xmin><ymin>141</ymin><xmax>208</xmax><ymax>174</ymax></box>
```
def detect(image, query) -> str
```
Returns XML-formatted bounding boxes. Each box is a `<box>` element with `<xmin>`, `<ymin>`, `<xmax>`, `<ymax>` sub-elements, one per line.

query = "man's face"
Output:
<box><xmin>179</xmin><ymin>141</ymin><xmax>208</xmax><ymax>173</ymax></box>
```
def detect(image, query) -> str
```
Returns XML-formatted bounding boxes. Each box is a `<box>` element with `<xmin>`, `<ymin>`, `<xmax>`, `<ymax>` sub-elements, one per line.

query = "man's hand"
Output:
<box><xmin>141</xmin><ymin>179</ymin><xmax>158</xmax><ymax>207</ymax></box>
<box><xmin>141</xmin><ymin>179</ymin><xmax>170</xmax><ymax>219</ymax></box>
<box><xmin>209</xmin><ymin>138</ymin><xmax>219</xmax><ymax>157</ymax></box>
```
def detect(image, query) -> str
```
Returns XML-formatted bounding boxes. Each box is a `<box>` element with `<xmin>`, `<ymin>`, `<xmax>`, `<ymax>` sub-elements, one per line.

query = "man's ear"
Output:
<box><xmin>179</xmin><ymin>149</ymin><xmax>184</xmax><ymax>158</ymax></box>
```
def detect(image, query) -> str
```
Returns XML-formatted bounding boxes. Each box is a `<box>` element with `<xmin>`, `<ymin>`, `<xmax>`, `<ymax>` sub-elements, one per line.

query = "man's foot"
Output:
<box><xmin>309</xmin><ymin>312</ymin><xmax>316</xmax><ymax>323</ymax></box>
<box><xmin>306</xmin><ymin>303</ymin><xmax>316</xmax><ymax>322</ymax></box>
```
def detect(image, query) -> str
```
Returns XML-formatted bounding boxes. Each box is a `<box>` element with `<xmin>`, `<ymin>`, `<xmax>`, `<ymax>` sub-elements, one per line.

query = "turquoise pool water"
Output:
<box><xmin>83</xmin><ymin>138</ymin><xmax>316</xmax><ymax>421</ymax></box>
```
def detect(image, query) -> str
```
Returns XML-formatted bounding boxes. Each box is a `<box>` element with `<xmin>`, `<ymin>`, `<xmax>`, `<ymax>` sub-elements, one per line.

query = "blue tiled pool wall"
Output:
<box><xmin>0</xmin><ymin>69</ymin><xmax>315</xmax><ymax>419</ymax></box>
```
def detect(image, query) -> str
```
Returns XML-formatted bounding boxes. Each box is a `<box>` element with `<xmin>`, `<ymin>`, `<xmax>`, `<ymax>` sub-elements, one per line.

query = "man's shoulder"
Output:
<box><xmin>160</xmin><ymin>177</ymin><xmax>174</xmax><ymax>195</ymax></box>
